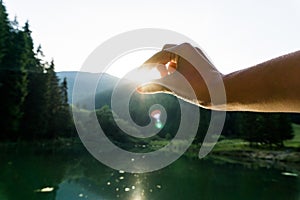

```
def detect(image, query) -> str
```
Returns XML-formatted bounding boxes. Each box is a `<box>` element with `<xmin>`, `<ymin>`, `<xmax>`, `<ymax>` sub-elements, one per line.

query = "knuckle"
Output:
<box><xmin>179</xmin><ymin>42</ymin><xmax>193</xmax><ymax>48</ymax></box>
<box><xmin>163</xmin><ymin>44</ymin><xmax>176</xmax><ymax>49</ymax></box>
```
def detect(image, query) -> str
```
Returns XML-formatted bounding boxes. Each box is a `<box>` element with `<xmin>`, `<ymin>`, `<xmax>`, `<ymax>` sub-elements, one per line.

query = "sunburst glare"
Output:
<box><xmin>106</xmin><ymin>49</ymin><xmax>160</xmax><ymax>80</ymax></box>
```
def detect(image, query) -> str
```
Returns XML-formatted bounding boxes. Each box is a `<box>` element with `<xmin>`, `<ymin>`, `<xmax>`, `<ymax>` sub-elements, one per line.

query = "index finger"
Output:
<box><xmin>143</xmin><ymin>50</ymin><xmax>173</xmax><ymax>66</ymax></box>
<box><xmin>139</xmin><ymin>50</ymin><xmax>176</xmax><ymax>77</ymax></box>
<box><xmin>139</xmin><ymin>44</ymin><xmax>179</xmax><ymax>78</ymax></box>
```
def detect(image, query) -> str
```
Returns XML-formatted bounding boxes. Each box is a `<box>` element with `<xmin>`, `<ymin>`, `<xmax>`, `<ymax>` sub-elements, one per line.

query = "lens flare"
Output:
<box><xmin>151</xmin><ymin>110</ymin><xmax>161</xmax><ymax>120</ymax></box>
<box><xmin>155</xmin><ymin>121</ymin><xmax>163</xmax><ymax>129</ymax></box>
<box><xmin>151</xmin><ymin>110</ymin><xmax>163</xmax><ymax>129</ymax></box>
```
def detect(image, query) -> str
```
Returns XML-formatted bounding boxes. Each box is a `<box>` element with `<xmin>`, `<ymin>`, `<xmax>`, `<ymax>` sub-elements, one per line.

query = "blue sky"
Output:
<box><xmin>4</xmin><ymin>0</ymin><xmax>300</xmax><ymax>77</ymax></box>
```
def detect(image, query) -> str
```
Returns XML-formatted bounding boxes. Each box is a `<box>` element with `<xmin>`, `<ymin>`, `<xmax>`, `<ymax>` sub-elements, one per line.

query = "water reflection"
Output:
<box><xmin>54</xmin><ymin>165</ymin><xmax>163</xmax><ymax>200</ymax></box>
<box><xmin>0</xmin><ymin>146</ymin><xmax>299</xmax><ymax>200</ymax></box>
<box><xmin>98</xmin><ymin>168</ymin><xmax>162</xmax><ymax>199</ymax></box>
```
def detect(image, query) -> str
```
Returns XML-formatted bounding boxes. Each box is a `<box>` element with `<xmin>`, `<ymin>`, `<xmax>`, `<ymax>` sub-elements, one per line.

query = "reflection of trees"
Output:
<box><xmin>1</xmin><ymin>147</ymin><xmax>299</xmax><ymax>200</ymax></box>
<box><xmin>0</xmin><ymin>150</ymin><xmax>68</xmax><ymax>199</ymax></box>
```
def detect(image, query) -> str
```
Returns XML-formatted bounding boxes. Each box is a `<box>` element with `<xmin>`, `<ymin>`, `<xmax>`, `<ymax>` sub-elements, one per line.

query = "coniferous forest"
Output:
<box><xmin>0</xmin><ymin>1</ymin><xmax>74</xmax><ymax>141</ymax></box>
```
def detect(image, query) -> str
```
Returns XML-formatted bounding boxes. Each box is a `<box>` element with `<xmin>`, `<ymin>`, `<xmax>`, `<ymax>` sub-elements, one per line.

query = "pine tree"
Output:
<box><xmin>0</xmin><ymin>3</ymin><xmax>28</xmax><ymax>139</ymax></box>
<box><xmin>61</xmin><ymin>77</ymin><xmax>68</xmax><ymax>106</ymax></box>
<box><xmin>21</xmin><ymin>43</ymin><xmax>49</xmax><ymax>139</ymax></box>
<box><xmin>238</xmin><ymin>112</ymin><xmax>262</xmax><ymax>146</ymax></box>
<box><xmin>238</xmin><ymin>112</ymin><xmax>294</xmax><ymax>147</ymax></box>
<box><xmin>0</xmin><ymin>1</ymin><xmax>10</xmax><ymax>64</ymax></box>
<box><xmin>0</xmin><ymin>2</ymin><xmax>11</xmax><ymax>136</ymax></box>
<box><xmin>273</xmin><ymin>114</ymin><xmax>294</xmax><ymax>147</ymax></box>
<box><xmin>46</xmin><ymin>60</ymin><xmax>64</xmax><ymax>138</ymax></box>
<box><xmin>0</xmin><ymin>1</ymin><xmax>73</xmax><ymax>140</ymax></box>
<box><xmin>58</xmin><ymin>77</ymin><xmax>74</xmax><ymax>137</ymax></box>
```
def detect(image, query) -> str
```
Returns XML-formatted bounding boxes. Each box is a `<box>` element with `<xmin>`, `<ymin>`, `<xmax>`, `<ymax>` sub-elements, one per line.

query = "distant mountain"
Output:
<box><xmin>57</xmin><ymin>71</ymin><xmax>119</xmax><ymax>105</ymax></box>
<box><xmin>56</xmin><ymin>72</ymin><xmax>218</xmax><ymax>141</ymax></box>
<box><xmin>56</xmin><ymin>71</ymin><xmax>182</xmax><ymax>130</ymax></box>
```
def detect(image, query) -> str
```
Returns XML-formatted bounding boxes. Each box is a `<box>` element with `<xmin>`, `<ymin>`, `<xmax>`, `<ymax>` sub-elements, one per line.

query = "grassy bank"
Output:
<box><xmin>1</xmin><ymin>124</ymin><xmax>299</xmax><ymax>162</ymax></box>
<box><xmin>213</xmin><ymin>123</ymin><xmax>300</xmax><ymax>152</ymax></box>
<box><xmin>284</xmin><ymin>123</ymin><xmax>300</xmax><ymax>148</ymax></box>
<box><xmin>209</xmin><ymin>124</ymin><xmax>300</xmax><ymax>168</ymax></box>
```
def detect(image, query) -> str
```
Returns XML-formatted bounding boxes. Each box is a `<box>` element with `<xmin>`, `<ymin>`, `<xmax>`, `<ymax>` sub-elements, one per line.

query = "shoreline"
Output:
<box><xmin>1</xmin><ymin>138</ymin><xmax>300</xmax><ymax>173</ymax></box>
<box><xmin>209</xmin><ymin>149</ymin><xmax>300</xmax><ymax>173</ymax></box>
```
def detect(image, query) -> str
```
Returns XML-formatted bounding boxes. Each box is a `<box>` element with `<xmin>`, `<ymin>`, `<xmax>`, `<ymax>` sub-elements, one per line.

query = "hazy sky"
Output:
<box><xmin>4</xmin><ymin>0</ymin><xmax>300</xmax><ymax>77</ymax></box>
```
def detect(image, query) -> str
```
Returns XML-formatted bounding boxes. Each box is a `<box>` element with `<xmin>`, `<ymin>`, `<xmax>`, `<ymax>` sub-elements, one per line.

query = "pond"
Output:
<box><xmin>0</xmin><ymin>145</ymin><xmax>299</xmax><ymax>200</ymax></box>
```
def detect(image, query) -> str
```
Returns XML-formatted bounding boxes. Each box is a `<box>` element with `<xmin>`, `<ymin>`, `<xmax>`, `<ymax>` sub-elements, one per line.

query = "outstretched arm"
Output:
<box><xmin>138</xmin><ymin>43</ymin><xmax>300</xmax><ymax>113</ymax></box>
<box><xmin>223</xmin><ymin>50</ymin><xmax>300</xmax><ymax>112</ymax></box>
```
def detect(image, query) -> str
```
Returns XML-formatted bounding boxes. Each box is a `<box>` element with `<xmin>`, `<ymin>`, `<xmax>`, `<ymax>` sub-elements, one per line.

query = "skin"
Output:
<box><xmin>137</xmin><ymin>43</ymin><xmax>300</xmax><ymax>113</ymax></box>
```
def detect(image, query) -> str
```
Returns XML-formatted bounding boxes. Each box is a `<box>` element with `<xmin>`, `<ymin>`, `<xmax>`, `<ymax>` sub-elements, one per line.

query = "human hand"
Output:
<box><xmin>137</xmin><ymin>43</ymin><xmax>224</xmax><ymax>108</ymax></box>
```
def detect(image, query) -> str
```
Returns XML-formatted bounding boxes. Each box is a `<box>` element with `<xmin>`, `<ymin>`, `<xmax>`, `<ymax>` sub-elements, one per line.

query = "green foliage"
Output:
<box><xmin>0</xmin><ymin>3</ymin><xmax>28</xmax><ymax>137</ymax></box>
<box><xmin>88</xmin><ymin>76</ymin><xmax>294</xmax><ymax>149</ymax></box>
<box><xmin>236</xmin><ymin>112</ymin><xmax>294</xmax><ymax>147</ymax></box>
<box><xmin>284</xmin><ymin>124</ymin><xmax>300</xmax><ymax>148</ymax></box>
<box><xmin>129</xmin><ymin>92</ymin><xmax>181</xmax><ymax>139</ymax></box>
<box><xmin>0</xmin><ymin>1</ymin><xmax>10</xmax><ymax>64</ymax></box>
<box><xmin>96</xmin><ymin>105</ymin><xmax>138</xmax><ymax>147</ymax></box>
<box><xmin>0</xmin><ymin>1</ymin><xmax>74</xmax><ymax>140</ymax></box>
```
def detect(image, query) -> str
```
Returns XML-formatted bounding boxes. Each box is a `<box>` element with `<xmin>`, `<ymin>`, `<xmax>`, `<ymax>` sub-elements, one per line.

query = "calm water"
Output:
<box><xmin>0</xmin><ymin>146</ymin><xmax>299</xmax><ymax>200</ymax></box>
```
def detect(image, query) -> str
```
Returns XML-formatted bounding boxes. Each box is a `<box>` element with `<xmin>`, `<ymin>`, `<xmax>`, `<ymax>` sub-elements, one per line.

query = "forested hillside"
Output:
<box><xmin>0</xmin><ymin>1</ymin><xmax>73</xmax><ymax>140</ymax></box>
<box><xmin>60</xmin><ymin>70</ymin><xmax>295</xmax><ymax>147</ymax></box>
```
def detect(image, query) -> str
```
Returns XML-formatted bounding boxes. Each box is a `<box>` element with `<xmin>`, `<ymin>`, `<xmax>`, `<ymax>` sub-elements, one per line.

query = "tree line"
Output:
<box><xmin>93</xmin><ymin>90</ymin><xmax>294</xmax><ymax>148</ymax></box>
<box><xmin>0</xmin><ymin>0</ymin><xmax>295</xmax><ymax>147</ymax></box>
<box><xmin>0</xmin><ymin>1</ymin><xmax>74</xmax><ymax>140</ymax></box>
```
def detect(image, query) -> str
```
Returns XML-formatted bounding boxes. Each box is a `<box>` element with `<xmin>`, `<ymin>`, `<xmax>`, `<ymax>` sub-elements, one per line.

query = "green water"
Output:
<box><xmin>0</xmin><ymin>146</ymin><xmax>299</xmax><ymax>200</ymax></box>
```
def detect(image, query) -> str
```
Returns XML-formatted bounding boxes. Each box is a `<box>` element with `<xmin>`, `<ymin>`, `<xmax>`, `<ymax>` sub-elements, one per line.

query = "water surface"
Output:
<box><xmin>0</xmin><ymin>146</ymin><xmax>299</xmax><ymax>200</ymax></box>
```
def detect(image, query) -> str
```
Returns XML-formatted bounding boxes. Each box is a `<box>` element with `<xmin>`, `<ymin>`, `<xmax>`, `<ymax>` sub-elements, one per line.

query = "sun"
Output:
<box><xmin>105</xmin><ymin>49</ymin><xmax>160</xmax><ymax>79</ymax></box>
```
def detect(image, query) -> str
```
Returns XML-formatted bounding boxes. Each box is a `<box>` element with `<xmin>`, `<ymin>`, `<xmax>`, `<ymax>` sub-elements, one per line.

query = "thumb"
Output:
<box><xmin>137</xmin><ymin>70</ymin><xmax>197</xmax><ymax>102</ymax></box>
<box><xmin>136</xmin><ymin>82</ymin><xmax>171</xmax><ymax>94</ymax></box>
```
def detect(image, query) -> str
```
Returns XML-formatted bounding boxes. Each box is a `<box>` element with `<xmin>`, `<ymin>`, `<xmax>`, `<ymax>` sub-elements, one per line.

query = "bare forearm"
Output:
<box><xmin>222</xmin><ymin>51</ymin><xmax>300</xmax><ymax>112</ymax></box>
<box><xmin>139</xmin><ymin>43</ymin><xmax>300</xmax><ymax>113</ymax></box>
